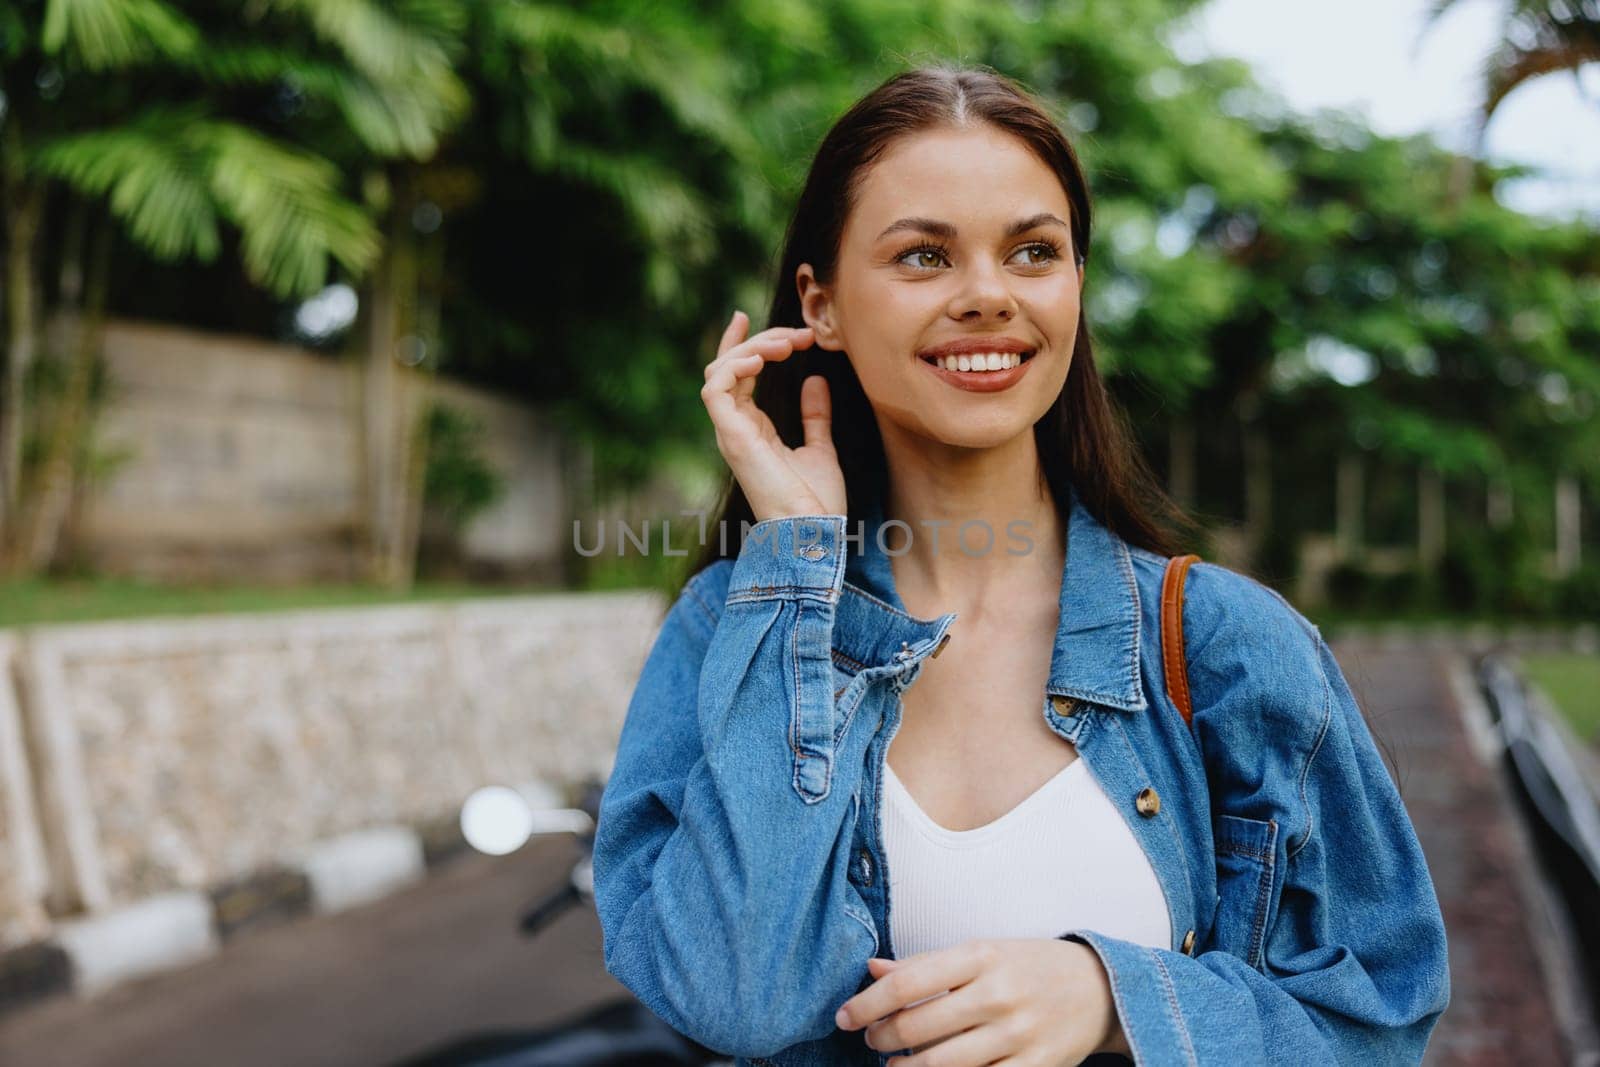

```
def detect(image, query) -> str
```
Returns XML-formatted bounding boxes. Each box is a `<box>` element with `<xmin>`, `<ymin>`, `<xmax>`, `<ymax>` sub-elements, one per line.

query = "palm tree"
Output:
<box><xmin>0</xmin><ymin>0</ymin><xmax>470</xmax><ymax>576</ymax></box>
<box><xmin>1420</xmin><ymin>0</ymin><xmax>1600</xmax><ymax>200</ymax></box>
<box><xmin>1431</xmin><ymin>0</ymin><xmax>1599</xmax><ymax>132</ymax></box>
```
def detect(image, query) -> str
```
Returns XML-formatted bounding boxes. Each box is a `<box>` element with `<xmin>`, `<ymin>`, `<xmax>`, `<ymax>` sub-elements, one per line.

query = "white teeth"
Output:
<box><xmin>935</xmin><ymin>351</ymin><xmax>1025</xmax><ymax>372</ymax></box>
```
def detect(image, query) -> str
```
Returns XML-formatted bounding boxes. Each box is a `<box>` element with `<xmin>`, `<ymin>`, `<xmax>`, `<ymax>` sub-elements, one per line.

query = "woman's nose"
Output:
<box><xmin>949</xmin><ymin>262</ymin><xmax>1018</xmax><ymax>321</ymax></box>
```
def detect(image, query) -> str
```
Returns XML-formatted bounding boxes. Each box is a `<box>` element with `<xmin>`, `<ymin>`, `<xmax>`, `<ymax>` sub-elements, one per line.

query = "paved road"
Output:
<box><xmin>1330</xmin><ymin>638</ymin><xmax>1571</xmax><ymax>1066</ymax></box>
<box><xmin>0</xmin><ymin>641</ymin><xmax>1580</xmax><ymax>1066</ymax></box>
<box><xmin>0</xmin><ymin>836</ymin><xmax>632</xmax><ymax>1067</ymax></box>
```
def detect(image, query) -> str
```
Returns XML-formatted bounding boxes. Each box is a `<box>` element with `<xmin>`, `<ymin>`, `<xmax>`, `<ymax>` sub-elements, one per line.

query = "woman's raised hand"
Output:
<box><xmin>701</xmin><ymin>310</ymin><xmax>847</xmax><ymax>523</ymax></box>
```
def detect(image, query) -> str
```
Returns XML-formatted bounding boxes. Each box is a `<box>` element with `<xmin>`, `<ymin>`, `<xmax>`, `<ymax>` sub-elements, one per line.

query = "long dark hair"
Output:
<box><xmin>683</xmin><ymin>62</ymin><xmax>1195</xmax><ymax>591</ymax></box>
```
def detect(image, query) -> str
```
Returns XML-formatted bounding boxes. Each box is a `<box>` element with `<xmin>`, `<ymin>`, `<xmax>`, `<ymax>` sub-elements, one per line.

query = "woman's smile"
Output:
<box><xmin>917</xmin><ymin>347</ymin><xmax>1038</xmax><ymax>392</ymax></box>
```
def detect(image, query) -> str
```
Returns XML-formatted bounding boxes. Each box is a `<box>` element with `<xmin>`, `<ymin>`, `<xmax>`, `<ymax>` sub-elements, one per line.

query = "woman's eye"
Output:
<box><xmin>897</xmin><ymin>247</ymin><xmax>948</xmax><ymax>270</ymax></box>
<box><xmin>1012</xmin><ymin>242</ymin><xmax>1060</xmax><ymax>266</ymax></box>
<box><xmin>895</xmin><ymin>243</ymin><xmax>1060</xmax><ymax>271</ymax></box>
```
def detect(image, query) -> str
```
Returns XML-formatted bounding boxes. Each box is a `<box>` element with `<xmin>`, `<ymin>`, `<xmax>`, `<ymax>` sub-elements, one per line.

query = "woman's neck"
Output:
<box><xmin>880</xmin><ymin>429</ymin><xmax>1066</xmax><ymax>621</ymax></box>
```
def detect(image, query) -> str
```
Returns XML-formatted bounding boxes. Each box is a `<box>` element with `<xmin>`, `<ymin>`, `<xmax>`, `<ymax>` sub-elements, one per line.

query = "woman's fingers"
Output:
<box><xmin>700</xmin><ymin>311</ymin><xmax>836</xmax><ymax>520</ymax></box>
<box><xmin>706</xmin><ymin>327</ymin><xmax>812</xmax><ymax>376</ymax></box>
<box><xmin>716</xmin><ymin>309</ymin><xmax>749</xmax><ymax>359</ymax></box>
<box><xmin>799</xmin><ymin>373</ymin><xmax>832</xmax><ymax>450</ymax></box>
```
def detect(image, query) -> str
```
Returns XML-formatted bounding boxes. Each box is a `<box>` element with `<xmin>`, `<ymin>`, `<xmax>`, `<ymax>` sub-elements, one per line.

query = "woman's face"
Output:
<box><xmin>798</xmin><ymin>123</ymin><xmax>1084</xmax><ymax>451</ymax></box>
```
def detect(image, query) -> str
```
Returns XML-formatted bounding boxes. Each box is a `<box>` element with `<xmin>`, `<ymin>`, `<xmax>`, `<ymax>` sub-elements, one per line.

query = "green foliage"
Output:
<box><xmin>4</xmin><ymin>0</ymin><xmax>1596</xmax><ymax>612</ymax></box>
<box><xmin>33</xmin><ymin>108</ymin><xmax>381</xmax><ymax>297</ymax></box>
<box><xmin>421</xmin><ymin>402</ymin><xmax>502</xmax><ymax>529</ymax></box>
<box><xmin>41</xmin><ymin>0</ymin><xmax>199</xmax><ymax>68</ymax></box>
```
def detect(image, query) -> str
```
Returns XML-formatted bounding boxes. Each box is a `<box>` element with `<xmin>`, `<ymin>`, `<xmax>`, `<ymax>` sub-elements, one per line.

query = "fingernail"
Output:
<box><xmin>835</xmin><ymin>1007</ymin><xmax>850</xmax><ymax>1028</ymax></box>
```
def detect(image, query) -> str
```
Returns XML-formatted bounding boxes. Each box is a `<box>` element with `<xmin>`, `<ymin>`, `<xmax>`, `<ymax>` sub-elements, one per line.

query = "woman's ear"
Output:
<box><xmin>796</xmin><ymin>263</ymin><xmax>844</xmax><ymax>351</ymax></box>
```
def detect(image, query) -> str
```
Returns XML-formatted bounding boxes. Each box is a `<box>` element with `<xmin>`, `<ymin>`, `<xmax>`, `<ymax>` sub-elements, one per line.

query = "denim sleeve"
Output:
<box><xmin>591</xmin><ymin>514</ymin><xmax>879</xmax><ymax>1058</ymax></box>
<box><xmin>1060</xmin><ymin>615</ymin><xmax>1450</xmax><ymax>1065</ymax></box>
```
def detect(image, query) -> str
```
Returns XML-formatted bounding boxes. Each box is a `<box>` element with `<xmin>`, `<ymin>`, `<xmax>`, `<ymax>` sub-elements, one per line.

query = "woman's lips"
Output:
<box><xmin>918</xmin><ymin>350</ymin><xmax>1036</xmax><ymax>393</ymax></box>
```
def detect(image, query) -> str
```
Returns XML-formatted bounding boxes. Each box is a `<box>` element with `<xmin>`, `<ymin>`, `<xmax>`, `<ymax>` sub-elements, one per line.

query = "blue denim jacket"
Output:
<box><xmin>593</xmin><ymin>484</ymin><xmax>1450</xmax><ymax>1065</ymax></box>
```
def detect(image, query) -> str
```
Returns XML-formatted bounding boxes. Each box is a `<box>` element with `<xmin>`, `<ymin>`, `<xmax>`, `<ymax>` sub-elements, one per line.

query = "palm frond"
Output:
<box><xmin>1484</xmin><ymin>38</ymin><xmax>1600</xmax><ymax>117</ymax></box>
<box><xmin>202</xmin><ymin>123</ymin><xmax>381</xmax><ymax>297</ymax></box>
<box><xmin>33</xmin><ymin>108</ymin><xmax>380</xmax><ymax>298</ymax></box>
<box><xmin>190</xmin><ymin>45</ymin><xmax>458</xmax><ymax>158</ymax></box>
<box><xmin>41</xmin><ymin>0</ymin><xmax>200</xmax><ymax>69</ymax></box>
<box><xmin>31</xmin><ymin>111</ymin><xmax>222</xmax><ymax>262</ymax></box>
<box><xmin>257</xmin><ymin>0</ymin><xmax>469</xmax><ymax>134</ymax></box>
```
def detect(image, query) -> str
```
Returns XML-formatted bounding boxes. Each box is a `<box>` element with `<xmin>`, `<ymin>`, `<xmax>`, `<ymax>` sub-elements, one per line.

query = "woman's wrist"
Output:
<box><xmin>1097</xmin><ymin>1016</ymin><xmax>1133</xmax><ymax>1057</ymax></box>
<box><xmin>1077</xmin><ymin>941</ymin><xmax>1131</xmax><ymax>1058</ymax></box>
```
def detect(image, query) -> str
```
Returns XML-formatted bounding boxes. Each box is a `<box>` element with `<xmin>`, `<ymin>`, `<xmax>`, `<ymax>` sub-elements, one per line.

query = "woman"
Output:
<box><xmin>592</xmin><ymin>64</ymin><xmax>1450</xmax><ymax>1066</ymax></box>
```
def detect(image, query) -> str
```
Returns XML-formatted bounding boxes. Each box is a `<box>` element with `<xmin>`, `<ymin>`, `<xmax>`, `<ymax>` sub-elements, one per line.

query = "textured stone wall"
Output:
<box><xmin>0</xmin><ymin>591</ymin><xmax>664</xmax><ymax>942</ymax></box>
<box><xmin>69</xmin><ymin>317</ymin><xmax>572</xmax><ymax>582</ymax></box>
<box><xmin>0</xmin><ymin>635</ymin><xmax>51</xmax><ymax>947</ymax></box>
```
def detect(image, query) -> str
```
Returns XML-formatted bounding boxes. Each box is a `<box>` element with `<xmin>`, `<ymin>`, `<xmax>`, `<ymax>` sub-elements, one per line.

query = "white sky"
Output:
<box><xmin>1170</xmin><ymin>0</ymin><xmax>1600</xmax><ymax>222</ymax></box>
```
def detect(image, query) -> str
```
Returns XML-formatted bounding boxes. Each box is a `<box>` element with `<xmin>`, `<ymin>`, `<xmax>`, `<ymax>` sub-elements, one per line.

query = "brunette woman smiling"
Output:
<box><xmin>593</xmin><ymin>63</ymin><xmax>1449</xmax><ymax>1067</ymax></box>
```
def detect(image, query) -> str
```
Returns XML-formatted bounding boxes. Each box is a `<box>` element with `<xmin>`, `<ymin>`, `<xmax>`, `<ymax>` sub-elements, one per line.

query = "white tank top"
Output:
<box><xmin>881</xmin><ymin>756</ymin><xmax>1172</xmax><ymax>960</ymax></box>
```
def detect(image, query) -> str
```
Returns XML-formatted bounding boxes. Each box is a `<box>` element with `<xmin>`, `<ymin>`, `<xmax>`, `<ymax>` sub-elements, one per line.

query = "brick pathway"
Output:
<box><xmin>1330</xmin><ymin>638</ymin><xmax>1571</xmax><ymax>1066</ymax></box>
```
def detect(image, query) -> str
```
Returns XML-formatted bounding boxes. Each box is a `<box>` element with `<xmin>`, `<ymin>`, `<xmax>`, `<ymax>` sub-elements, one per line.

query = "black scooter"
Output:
<box><xmin>390</xmin><ymin>779</ymin><xmax>733</xmax><ymax>1067</ymax></box>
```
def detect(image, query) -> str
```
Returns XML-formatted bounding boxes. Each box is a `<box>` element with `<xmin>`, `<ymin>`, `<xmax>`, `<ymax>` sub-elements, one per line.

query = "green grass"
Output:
<box><xmin>0</xmin><ymin>576</ymin><xmax>564</xmax><ymax>629</ymax></box>
<box><xmin>1521</xmin><ymin>653</ymin><xmax>1600</xmax><ymax>745</ymax></box>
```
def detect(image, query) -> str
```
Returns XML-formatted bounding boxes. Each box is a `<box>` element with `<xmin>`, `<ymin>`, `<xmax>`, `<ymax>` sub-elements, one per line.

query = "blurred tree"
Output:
<box><xmin>0</xmin><ymin>0</ymin><xmax>469</xmax><ymax>580</ymax></box>
<box><xmin>0</xmin><ymin>0</ymin><xmax>1592</xmax><ymax>608</ymax></box>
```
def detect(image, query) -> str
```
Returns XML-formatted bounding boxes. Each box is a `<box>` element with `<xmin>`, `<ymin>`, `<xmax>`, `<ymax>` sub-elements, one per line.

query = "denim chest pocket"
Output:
<box><xmin>1209</xmin><ymin>813</ymin><xmax>1279</xmax><ymax>971</ymax></box>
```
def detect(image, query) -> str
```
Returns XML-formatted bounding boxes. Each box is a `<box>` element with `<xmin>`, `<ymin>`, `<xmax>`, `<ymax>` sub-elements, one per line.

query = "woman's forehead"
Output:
<box><xmin>848</xmin><ymin>127</ymin><xmax>1070</xmax><ymax>238</ymax></box>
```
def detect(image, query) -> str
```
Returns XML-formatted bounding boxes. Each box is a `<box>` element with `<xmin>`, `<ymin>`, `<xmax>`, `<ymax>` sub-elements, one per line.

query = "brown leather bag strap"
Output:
<box><xmin>1161</xmin><ymin>553</ymin><xmax>1202</xmax><ymax>728</ymax></box>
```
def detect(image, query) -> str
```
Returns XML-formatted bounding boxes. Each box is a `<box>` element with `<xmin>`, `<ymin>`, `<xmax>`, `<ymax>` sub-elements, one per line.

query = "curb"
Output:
<box><xmin>0</xmin><ymin>797</ymin><xmax>490</xmax><ymax>1019</ymax></box>
<box><xmin>1464</xmin><ymin>654</ymin><xmax>1600</xmax><ymax>1064</ymax></box>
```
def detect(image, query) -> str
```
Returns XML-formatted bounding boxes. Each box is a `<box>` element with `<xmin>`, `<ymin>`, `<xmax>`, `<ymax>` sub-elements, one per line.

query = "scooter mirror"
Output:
<box><xmin>461</xmin><ymin>785</ymin><xmax>536</xmax><ymax>855</ymax></box>
<box><xmin>460</xmin><ymin>783</ymin><xmax>598</xmax><ymax>856</ymax></box>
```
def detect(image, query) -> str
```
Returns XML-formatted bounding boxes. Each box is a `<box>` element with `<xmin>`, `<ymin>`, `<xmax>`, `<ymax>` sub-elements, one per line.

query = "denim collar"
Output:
<box><xmin>839</xmin><ymin>482</ymin><xmax>1147</xmax><ymax>713</ymax></box>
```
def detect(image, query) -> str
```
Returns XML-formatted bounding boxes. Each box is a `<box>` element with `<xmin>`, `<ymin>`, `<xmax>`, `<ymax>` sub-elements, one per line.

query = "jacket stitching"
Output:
<box><xmin>1152</xmin><ymin>950</ymin><xmax>1200</xmax><ymax>1066</ymax></box>
<box><xmin>790</xmin><ymin>606</ymin><xmax>830</xmax><ymax>804</ymax></box>
<box><xmin>1220</xmin><ymin>843</ymin><xmax>1272</xmax><ymax>862</ymax></box>
<box><xmin>1111</xmin><ymin>539</ymin><xmax>1143</xmax><ymax>706</ymax></box>
<box><xmin>831</xmin><ymin>647</ymin><xmax>868</xmax><ymax>673</ymax></box>
<box><xmin>843</xmin><ymin>898</ymin><xmax>879</xmax><ymax>955</ymax></box>
<box><xmin>728</xmin><ymin>583</ymin><xmax>838</xmax><ymax>603</ymax></box>
<box><xmin>1289</xmin><ymin>648</ymin><xmax>1334</xmax><ymax>860</ymax></box>
<box><xmin>832</xmin><ymin>679</ymin><xmax>863</xmax><ymax>748</ymax></box>
<box><xmin>1246</xmin><ymin>822</ymin><xmax>1278</xmax><ymax>969</ymax></box>
<box><xmin>1084</xmin><ymin>936</ymin><xmax>1138</xmax><ymax>1065</ymax></box>
<box><xmin>682</xmin><ymin>574</ymin><xmax>721</xmax><ymax>632</ymax></box>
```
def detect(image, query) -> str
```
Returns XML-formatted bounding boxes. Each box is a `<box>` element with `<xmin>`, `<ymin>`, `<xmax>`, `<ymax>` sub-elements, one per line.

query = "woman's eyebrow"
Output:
<box><xmin>874</xmin><ymin>212</ymin><xmax>1071</xmax><ymax>241</ymax></box>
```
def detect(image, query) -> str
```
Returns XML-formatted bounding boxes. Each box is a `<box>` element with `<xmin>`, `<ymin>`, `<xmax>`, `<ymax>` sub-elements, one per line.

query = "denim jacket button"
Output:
<box><xmin>1181</xmin><ymin>928</ymin><xmax>1196</xmax><ymax>955</ymax></box>
<box><xmin>1050</xmin><ymin>694</ymin><xmax>1076</xmax><ymax>715</ymax></box>
<box><xmin>1135</xmin><ymin>786</ymin><xmax>1161</xmax><ymax>817</ymax></box>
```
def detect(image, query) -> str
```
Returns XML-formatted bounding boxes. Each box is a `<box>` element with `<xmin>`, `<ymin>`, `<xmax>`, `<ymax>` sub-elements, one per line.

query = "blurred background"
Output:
<box><xmin>0</xmin><ymin>0</ymin><xmax>1596</xmax><ymax>1064</ymax></box>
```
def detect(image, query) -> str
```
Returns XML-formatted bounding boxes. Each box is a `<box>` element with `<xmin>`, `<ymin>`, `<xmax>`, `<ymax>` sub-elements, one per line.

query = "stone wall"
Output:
<box><xmin>0</xmin><ymin>592</ymin><xmax>665</xmax><ymax>945</ymax></box>
<box><xmin>71</xmin><ymin>318</ymin><xmax>573</xmax><ymax>582</ymax></box>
